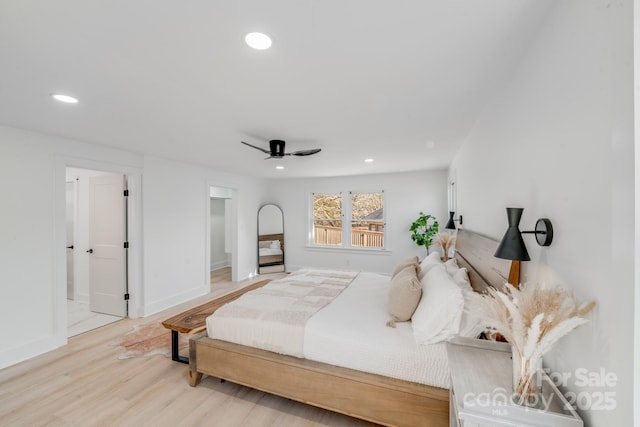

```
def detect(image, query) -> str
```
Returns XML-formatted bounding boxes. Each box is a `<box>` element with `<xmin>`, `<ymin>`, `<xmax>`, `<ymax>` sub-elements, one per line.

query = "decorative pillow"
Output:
<box><xmin>452</xmin><ymin>267</ymin><xmax>470</xmax><ymax>288</ymax></box>
<box><xmin>387</xmin><ymin>265</ymin><xmax>422</xmax><ymax>323</ymax></box>
<box><xmin>391</xmin><ymin>256</ymin><xmax>420</xmax><ymax>278</ymax></box>
<box><xmin>411</xmin><ymin>265</ymin><xmax>464</xmax><ymax>345</ymax></box>
<box><xmin>444</xmin><ymin>258</ymin><xmax>460</xmax><ymax>276</ymax></box>
<box><xmin>259</xmin><ymin>241</ymin><xmax>272</xmax><ymax>249</ymax></box>
<box><xmin>418</xmin><ymin>252</ymin><xmax>443</xmax><ymax>280</ymax></box>
<box><xmin>451</xmin><ymin>268</ymin><xmax>485</xmax><ymax>339</ymax></box>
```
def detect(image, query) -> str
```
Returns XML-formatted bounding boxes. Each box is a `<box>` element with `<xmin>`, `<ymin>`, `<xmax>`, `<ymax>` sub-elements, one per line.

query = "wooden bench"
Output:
<box><xmin>161</xmin><ymin>279</ymin><xmax>271</xmax><ymax>363</ymax></box>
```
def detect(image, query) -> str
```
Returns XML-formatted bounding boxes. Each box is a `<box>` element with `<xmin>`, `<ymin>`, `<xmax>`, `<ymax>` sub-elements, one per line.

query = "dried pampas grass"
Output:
<box><xmin>434</xmin><ymin>232</ymin><xmax>456</xmax><ymax>261</ymax></box>
<box><xmin>471</xmin><ymin>282</ymin><xmax>595</xmax><ymax>405</ymax></box>
<box><xmin>473</xmin><ymin>282</ymin><xmax>595</xmax><ymax>361</ymax></box>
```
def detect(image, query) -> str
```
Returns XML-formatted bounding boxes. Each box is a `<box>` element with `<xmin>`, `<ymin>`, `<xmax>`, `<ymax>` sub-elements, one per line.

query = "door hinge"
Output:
<box><xmin>124</xmin><ymin>241</ymin><xmax>129</xmax><ymax>249</ymax></box>
<box><xmin>123</xmin><ymin>189</ymin><xmax>129</xmax><ymax>197</ymax></box>
<box><xmin>124</xmin><ymin>293</ymin><xmax>130</xmax><ymax>300</ymax></box>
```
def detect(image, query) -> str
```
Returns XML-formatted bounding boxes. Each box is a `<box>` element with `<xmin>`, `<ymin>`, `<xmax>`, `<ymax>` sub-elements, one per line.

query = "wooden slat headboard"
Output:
<box><xmin>454</xmin><ymin>228</ymin><xmax>513</xmax><ymax>293</ymax></box>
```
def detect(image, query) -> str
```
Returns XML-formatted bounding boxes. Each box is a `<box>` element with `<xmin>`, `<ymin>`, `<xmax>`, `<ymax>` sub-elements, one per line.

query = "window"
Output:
<box><xmin>312</xmin><ymin>191</ymin><xmax>385</xmax><ymax>249</ymax></box>
<box><xmin>350</xmin><ymin>192</ymin><xmax>384</xmax><ymax>248</ymax></box>
<box><xmin>313</xmin><ymin>193</ymin><xmax>343</xmax><ymax>246</ymax></box>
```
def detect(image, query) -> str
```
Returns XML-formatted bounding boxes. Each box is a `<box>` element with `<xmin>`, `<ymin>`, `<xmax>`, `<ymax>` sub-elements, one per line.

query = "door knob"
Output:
<box><xmin>86</xmin><ymin>249</ymin><xmax>94</xmax><ymax>253</ymax></box>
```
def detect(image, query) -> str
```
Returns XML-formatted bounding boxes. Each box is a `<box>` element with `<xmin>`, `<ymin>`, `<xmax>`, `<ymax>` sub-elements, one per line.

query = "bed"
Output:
<box><xmin>189</xmin><ymin>229</ymin><xmax>514</xmax><ymax>427</ymax></box>
<box><xmin>258</xmin><ymin>232</ymin><xmax>284</xmax><ymax>266</ymax></box>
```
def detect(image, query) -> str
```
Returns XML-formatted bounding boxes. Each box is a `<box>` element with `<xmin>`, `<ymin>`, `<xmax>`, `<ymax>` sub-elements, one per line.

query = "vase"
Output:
<box><xmin>511</xmin><ymin>347</ymin><xmax>543</xmax><ymax>407</ymax></box>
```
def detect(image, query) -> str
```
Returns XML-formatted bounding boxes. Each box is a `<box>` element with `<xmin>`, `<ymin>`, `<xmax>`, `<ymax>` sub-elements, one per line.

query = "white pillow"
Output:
<box><xmin>411</xmin><ymin>265</ymin><xmax>464</xmax><ymax>345</ymax></box>
<box><xmin>444</xmin><ymin>258</ymin><xmax>460</xmax><ymax>276</ymax></box>
<box><xmin>451</xmin><ymin>268</ymin><xmax>485</xmax><ymax>339</ymax></box>
<box><xmin>418</xmin><ymin>252</ymin><xmax>443</xmax><ymax>280</ymax></box>
<box><xmin>451</xmin><ymin>267</ymin><xmax>470</xmax><ymax>287</ymax></box>
<box><xmin>270</xmin><ymin>240</ymin><xmax>281</xmax><ymax>249</ymax></box>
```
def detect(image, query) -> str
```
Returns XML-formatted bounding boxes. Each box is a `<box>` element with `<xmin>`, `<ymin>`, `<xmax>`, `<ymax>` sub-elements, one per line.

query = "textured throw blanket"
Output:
<box><xmin>207</xmin><ymin>269</ymin><xmax>359</xmax><ymax>357</ymax></box>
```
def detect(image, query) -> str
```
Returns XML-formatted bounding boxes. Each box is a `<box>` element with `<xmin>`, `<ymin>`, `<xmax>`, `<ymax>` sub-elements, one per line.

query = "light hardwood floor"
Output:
<box><xmin>0</xmin><ymin>272</ymin><xmax>375</xmax><ymax>427</ymax></box>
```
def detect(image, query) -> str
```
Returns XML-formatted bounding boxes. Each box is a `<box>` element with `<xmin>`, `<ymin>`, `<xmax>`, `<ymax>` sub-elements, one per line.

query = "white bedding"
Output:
<box><xmin>206</xmin><ymin>270</ymin><xmax>450</xmax><ymax>389</ymax></box>
<box><xmin>259</xmin><ymin>247</ymin><xmax>283</xmax><ymax>256</ymax></box>
<box><xmin>207</xmin><ymin>269</ymin><xmax>358</xmax><ymax>357</ymax></box>
<box><xmin>304</xmin><ymin>272</ymin><xmax>450</xmax><ymax>388</ymax></box>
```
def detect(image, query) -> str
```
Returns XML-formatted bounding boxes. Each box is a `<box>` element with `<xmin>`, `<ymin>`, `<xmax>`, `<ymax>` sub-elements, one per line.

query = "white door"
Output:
<box><xmin>88</xmin><ymin>174</ymin><xmax>127</xmax><ymax>317</ymax></box>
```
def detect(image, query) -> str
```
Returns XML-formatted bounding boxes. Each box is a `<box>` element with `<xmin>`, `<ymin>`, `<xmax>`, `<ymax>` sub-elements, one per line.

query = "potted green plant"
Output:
<box><xmin>409</xmin><ymin>212</ymin><xmax>439</xmax><ymax>254</ymax></box>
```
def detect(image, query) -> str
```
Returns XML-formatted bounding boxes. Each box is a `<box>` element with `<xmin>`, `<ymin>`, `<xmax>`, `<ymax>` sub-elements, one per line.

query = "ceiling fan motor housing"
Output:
<box><xmin>269</xmin><ymin>140</ymin><xmax>286</xmax><ymax>157</ymax></box>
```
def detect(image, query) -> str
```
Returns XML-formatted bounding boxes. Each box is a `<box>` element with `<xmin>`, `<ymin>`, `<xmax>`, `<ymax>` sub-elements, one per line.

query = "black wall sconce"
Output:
<box><xmin>444</xmin><ymin>212</ymin><xmax>463</xmax><ymax>230</ymax></box>
<box><xmin>494</xmin><ymin>207</ymin><xmax>553</xmax><ymax>261</ymax></box>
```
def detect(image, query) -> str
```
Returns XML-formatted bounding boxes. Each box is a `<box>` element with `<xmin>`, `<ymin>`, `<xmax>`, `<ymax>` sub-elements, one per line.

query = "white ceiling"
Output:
<box><xmin>0</xmin><ymin>0</ymin><xmax>551</xmax><ymax>178</ymax></box>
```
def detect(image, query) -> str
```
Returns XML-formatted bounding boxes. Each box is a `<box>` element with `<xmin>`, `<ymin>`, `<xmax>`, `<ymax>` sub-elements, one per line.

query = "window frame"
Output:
<box><xmin>309</xmin><ymin>190</ymin><xmax>386</xmax><ymax>251</ymax></box>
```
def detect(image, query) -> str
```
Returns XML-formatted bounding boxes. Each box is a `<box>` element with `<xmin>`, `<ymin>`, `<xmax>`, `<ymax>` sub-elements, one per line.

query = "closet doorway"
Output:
<box><xmin>209</xmin><ymin>186</ymin><xmax>234</xmax><ymax>286</ymax></box>
<box><xmin>66</xmin><ymin>167</ymin><xmax>127</xmax><ymax>337</ymax></box>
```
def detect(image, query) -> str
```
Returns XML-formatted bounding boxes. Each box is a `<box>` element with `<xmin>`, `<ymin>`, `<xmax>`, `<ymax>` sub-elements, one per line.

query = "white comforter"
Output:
<box><xmin>207</xmin><ymin>269</ymin><xmax>358</xmax><ymax>357</ymax></box>
<box><xmin>304</xmin><ymin>271</ymin><xmax>450</xmax><ymax>388</ymax></box>
<box><xmin>206</xmin><ymin>270</ymin><xmax>450</xmax><ymax>388</ymax></box>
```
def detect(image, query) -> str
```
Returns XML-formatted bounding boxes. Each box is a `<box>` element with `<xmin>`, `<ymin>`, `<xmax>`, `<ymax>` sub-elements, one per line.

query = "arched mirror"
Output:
<box><xmin>257</xmin><ymin>204</ymin><xmax>285</xmax><ymax>273</ymax></box>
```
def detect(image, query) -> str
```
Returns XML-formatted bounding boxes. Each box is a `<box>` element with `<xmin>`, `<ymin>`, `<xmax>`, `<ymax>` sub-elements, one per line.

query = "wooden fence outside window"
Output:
<box><xmin>314</xmin><ymin>225</ymin><xmax>384</xmax><ymax>248</ymax></box>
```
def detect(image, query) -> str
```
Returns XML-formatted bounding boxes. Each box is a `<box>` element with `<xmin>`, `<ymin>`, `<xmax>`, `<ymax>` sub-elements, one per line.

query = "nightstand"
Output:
<box><xmin>446</xmin><ymin>337</ymin><xmax>583</xmax><ymax>427</ymax></box>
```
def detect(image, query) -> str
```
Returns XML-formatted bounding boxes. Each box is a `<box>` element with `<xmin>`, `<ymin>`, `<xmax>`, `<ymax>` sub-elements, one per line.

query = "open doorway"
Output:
<box><xmin>66</xmin><ymin>167</ymin><xmax>127</xmax><ymax>336</ymax></box>
<box><xmin>209</xmin><ymin>186</ymin><xmax>233</xmax><ymax>286</ymax></box>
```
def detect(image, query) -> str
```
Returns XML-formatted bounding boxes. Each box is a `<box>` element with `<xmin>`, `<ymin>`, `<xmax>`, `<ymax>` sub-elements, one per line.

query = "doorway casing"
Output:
<box><xmin>54</xmin><ymin>156</ymin><xmax>143</xmax><ymax>349</ymax></box>
<box><xmin>206</xmin><ymin>184</ymin><xmax>239</xmax><ymax>284</ymax></box>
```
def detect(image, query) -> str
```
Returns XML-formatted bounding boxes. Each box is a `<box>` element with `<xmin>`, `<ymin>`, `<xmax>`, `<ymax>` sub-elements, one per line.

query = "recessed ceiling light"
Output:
<box><xmin>245</xmin><ymin>32</ymin><xmax>272</xmax><ymax>50</ymax></box>
<box><xmin>275</xmin><ymin>165</ymin><xmax>285</xmax><ymax>170</ymax></box>
<box><xmin>51</xmin><ymin>93</ymin><xmax>79</xmax><ymax>104</ymax></box>
<box><xmin>364</xmin><ymin>158</ymin><xmax>375</xmax><ymax>163</ymax></box>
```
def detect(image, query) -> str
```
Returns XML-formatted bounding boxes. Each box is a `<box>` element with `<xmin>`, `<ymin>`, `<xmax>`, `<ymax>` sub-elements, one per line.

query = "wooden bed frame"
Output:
<box><xmin>189</xmin><ymin>229</ymin><xmax>514</xmax><ymax>427</ymax></box>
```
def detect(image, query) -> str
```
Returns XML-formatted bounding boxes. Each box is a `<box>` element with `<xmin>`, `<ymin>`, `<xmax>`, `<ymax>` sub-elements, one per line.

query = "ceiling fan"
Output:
<box><xmin>241</xmin><ymin>140</ymin><xmax>321</xmax><ymax>159</ymax></box>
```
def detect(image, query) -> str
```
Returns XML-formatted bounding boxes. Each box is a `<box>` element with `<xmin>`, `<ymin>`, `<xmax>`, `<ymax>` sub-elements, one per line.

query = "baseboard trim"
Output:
<box><xmin>0</xmin><ymin>333</ymin><xmax>66</xmax><ymax>370</ymax></box>
<box><xmin>142</xmin><ymin>286</ymin><xmax>209</xmax><ymax>317</ymax></box>
<box><xmin>210</xmin><ymin>261</ymin><xmax>231</xmax><ymax>271</ymax></box>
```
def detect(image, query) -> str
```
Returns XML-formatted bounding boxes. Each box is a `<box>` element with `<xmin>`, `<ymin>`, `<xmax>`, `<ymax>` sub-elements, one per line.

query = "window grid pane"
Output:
<box><xmin>350</xmin><ymin>193</ymin><xmax>384</xmax><ymax>248</ymax></box>
<box><xmin>313</xmin><ymin>193</ymin><xmax>342</xmax><ymax>246</ymax></box>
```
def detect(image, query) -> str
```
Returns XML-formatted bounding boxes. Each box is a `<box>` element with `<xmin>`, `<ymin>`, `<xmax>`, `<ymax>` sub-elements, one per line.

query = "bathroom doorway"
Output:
<box><xmin>209</xmin><ymin>186</ymin><xmax>234</xmax><ymax>286</ymax></box>
<box><xmin>66</xmin><ymin>167</ymin><xmax>126</xmax><ymax>336</ymax></box>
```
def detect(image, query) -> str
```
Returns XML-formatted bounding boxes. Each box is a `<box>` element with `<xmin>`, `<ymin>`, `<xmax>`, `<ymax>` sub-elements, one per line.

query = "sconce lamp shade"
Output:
<box><xmin>445</xmin><ymin>211</ymin><xmax>456</xmax><ymax>230</ymax></box>
<box><xmin>494</xmin><ymin>207</ymin><xmax>531</xmax><ymax>261</ymax></box>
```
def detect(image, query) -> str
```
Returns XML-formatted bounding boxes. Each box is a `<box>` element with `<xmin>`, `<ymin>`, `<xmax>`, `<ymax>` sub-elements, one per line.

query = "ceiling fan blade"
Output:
<box><xmin>241</xmin><ymin>141</ymin><xmax>270</xmax><ymax>154</ymax></box>
<box><xmin>289</xmin><ymin>148</ymin><xmax>321</xmax><ymax>156</ymax></box>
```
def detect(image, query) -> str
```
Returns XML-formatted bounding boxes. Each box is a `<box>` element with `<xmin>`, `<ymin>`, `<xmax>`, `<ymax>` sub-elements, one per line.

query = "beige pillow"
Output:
<box><xmin>259</xmin><ymin>241</ymin><xmax>271</xmax><ymax>248</ymax></box>
<box><xmin>388</xmin><ymin>265</ymin><xmax>422</xmax><ymax>322</ymax></box>
<box><xmin>391</xmin><ymin>256</ymin><xmax>420</xmax><ymax>278</ymax></box>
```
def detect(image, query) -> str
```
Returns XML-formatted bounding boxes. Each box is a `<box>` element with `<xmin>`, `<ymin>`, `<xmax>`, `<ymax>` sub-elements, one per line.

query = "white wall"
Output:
<box><xmin>0</xmin><ymin>125</ymin><xmax>143</xmax><ymax>369</ymax></box>
<box><xmin>210</xmin><ymin>198</ymin><xmax>229</xmax><ymax>270</ymax></box>
<box><xmin>0</xmin><ymin>125</ymin><xmax>266</xmax><ymax>368</ymax></box>
<box><xmin>139</xmin><ymin>155</ymin><xmax>267</xmax><ymax>316</ymax></box>
<box><xmin>267</xmin><ymin>170</ymin><xmax>448</xmax><ymax>274</ymax></box>
<box><xmin>450</xmin><ymin>1</ymin><xmax>634</xmax><ymax>425</ymax></box>
<box><xmin>634</xmin><ymin>1</ymin><xmax>640</xmax><ymax>423</ymax></box>
<box><xmin>258</xmin><ymin>204</ymin><xmax>283</xmax><ymax>235</ymax></box>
